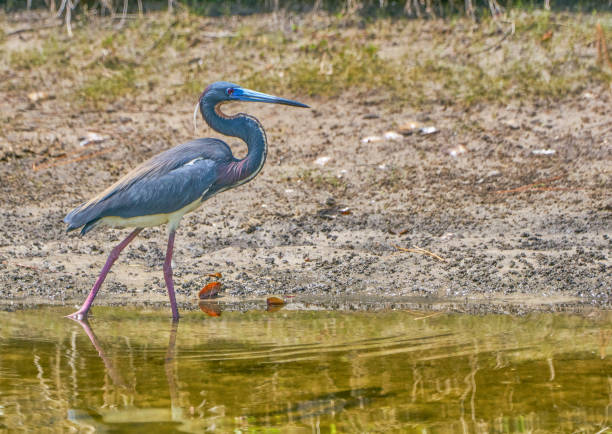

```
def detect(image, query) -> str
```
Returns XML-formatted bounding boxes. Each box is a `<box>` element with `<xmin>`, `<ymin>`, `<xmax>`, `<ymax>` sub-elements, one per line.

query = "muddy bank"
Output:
<box><xmin>0</xmin><ymin>13</ymin><xmax>610</xmax><ymax>312</ymax></box>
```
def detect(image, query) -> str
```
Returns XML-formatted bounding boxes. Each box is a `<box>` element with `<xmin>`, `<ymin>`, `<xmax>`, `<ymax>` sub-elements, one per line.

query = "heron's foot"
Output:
<box><xmin>65</xmin><ymin>310</ymin><xmax>88</xmax><ymax>321</ymax></box>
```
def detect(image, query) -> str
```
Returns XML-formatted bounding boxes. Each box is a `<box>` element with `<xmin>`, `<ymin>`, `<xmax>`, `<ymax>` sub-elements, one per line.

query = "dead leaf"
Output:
<box><xmin>541</xmin><ymin>30</ymin><xmax>553</xmax><ymax>42</ymax></box>
<box><xmin>207</xmin><ymin>272</ymin><xmax>222</xmax><ymax>278</ymax></box>
<box><xmin>199</xmin><ymin>282</ymin><xmax>222</xmax><ymax>299</ymax></box>
<box><xmin>266</xmin><ymin>296</ymin><xmax>285</xmax><ymax>306</ymax></box>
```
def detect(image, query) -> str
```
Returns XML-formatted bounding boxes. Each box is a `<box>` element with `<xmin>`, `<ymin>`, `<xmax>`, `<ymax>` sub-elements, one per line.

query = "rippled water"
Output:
<box><xmin>0</xmin><ymin>306</ymin><xmax>610</xmax><ymax>432</ymax></box>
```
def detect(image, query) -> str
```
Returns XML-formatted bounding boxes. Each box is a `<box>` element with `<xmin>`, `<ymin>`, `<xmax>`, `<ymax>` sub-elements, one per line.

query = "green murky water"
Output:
<box><xmin>0</xmin><ymin>306</ymin><xmax>610</xmax><ymax>432</ymax></box>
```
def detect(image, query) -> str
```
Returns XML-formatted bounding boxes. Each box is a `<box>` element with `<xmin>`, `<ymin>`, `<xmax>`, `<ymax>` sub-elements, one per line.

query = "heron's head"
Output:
<box><xmin>199</xmin><ymin>81</ymin><xmax>309</xmax><ymax>108</ymax></box>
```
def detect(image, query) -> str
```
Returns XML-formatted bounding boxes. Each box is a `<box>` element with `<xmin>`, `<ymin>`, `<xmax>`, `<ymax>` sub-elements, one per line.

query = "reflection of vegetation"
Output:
<box><xmin>0</xmin><ymin>307</ymin><xmax>610</xmax><ymax>431</ymax></box>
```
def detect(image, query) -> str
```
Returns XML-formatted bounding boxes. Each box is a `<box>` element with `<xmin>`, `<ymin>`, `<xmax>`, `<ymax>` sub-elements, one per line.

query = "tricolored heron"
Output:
<box><xmin>64</xmin><ymin>81</ymin><xmax>309</xmax><ymax>320</ymax></box>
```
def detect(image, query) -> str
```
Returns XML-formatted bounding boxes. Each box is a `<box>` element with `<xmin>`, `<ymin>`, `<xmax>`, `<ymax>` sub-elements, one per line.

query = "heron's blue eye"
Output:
<box><xmin>226</xmin><ymin>88</ymin><xmax>234</xmax><ymax>96</ymax></box>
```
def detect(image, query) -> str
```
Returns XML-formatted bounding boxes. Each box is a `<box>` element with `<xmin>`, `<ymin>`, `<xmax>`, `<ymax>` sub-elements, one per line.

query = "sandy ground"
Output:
<box><xmin>0</xmin><ymin>14</ymin><xmax>610</xmax><ymax>313</ymax></box>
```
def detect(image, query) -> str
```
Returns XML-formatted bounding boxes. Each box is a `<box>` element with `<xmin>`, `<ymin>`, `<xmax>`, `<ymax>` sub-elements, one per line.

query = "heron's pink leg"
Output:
<box><xmin>163</xmin><ymin>230</ymin><xmax>180</xmax><ymax>320</ymax></box>
<box><xmin>66</xmin><ymin>228</ymin><xmax>142</xmax><ymax>320</ymax></box>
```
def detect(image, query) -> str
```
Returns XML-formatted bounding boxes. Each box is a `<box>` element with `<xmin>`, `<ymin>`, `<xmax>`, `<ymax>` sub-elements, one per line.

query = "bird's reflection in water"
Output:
<box><xmin>67</xmin><ymin>318</ymin><xmax>205</xmax><ymax>432</ymax></box>
<box><xmin>72</xmin><ymin>318</ymin><xmax>132</xmax><ymax>391</ymax></box>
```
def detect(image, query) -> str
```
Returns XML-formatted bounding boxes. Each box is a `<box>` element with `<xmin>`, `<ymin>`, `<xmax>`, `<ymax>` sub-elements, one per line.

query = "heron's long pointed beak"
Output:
<box><xmin>233</xmin><ymin>88</ymin><xmax>309</xmax><ymax>108</ymax></box>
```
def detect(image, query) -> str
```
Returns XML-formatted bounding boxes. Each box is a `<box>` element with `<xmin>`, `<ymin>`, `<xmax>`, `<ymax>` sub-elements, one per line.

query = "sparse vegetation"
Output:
<box><xmin>1</xmin><ymin>4</ymin><xmax>611</xmax><ymax>110</ymax></box>
<box><xmin>295</xmin><ymin>168</ymin><xmax>348</xmax><ymax>191</ymax></box>
<box><xmin>79</xmin><ymin>67</ymin><xmax>138</xmax><ymax>104</ymax></box>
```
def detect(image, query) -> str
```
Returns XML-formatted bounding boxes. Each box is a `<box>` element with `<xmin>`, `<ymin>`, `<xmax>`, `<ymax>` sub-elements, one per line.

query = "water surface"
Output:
<box><xmin>0</xmin><ymin>306</ymin><xmax>610</xmax><ymax>432</ymax></box>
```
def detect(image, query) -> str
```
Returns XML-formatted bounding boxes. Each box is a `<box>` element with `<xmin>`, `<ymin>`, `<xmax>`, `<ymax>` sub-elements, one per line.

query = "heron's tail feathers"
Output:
<box><xmin>64</xmin><ymin>204</ymin><xmax>101</xmax><ymax>235</ymax></box>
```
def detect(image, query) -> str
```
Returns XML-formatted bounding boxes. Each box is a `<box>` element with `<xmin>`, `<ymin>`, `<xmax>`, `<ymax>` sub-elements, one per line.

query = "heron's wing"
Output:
<box><xmin>65</xmin><ymin>139</ymin><xmax>231</xmax><ymax>233</ymax></box>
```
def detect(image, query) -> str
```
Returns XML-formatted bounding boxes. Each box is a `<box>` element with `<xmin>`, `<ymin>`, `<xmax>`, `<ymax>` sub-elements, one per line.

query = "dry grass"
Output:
<box><xmin>0</xmin><ymin>9</ymin><xmax>611</xmax><ymax>112</ymax></box>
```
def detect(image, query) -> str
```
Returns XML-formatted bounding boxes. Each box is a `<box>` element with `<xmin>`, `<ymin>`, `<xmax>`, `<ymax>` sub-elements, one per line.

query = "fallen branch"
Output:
<box><xmin>393</xmin><ymin>244</ymin><xmax>446</xmax><ymax>262</ymax></box>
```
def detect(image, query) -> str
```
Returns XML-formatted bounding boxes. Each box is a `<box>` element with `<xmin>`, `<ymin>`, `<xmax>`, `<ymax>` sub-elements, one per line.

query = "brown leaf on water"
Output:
<box><xmin>266</xmin><ymin>305</ymin><xmax>284</xmax><ymax>313</ymax></box>
<box><xmin>266</xmin><ymin>297</ymin><xmax>285</xmax><ymax>306</ymax></box>
<box><xmin>199</xmin><ymin>282</ymin><xmax>222</xmax><ymax>299</ymax></box>
<box><xmin>207</xmin><ymin>272</ymin><xmax>222</xmax><ymax>278</ymax></box>
<box><xmin>198</xmin><ymin>301</ymin><xmax>221</xmax><ymax>317</ymax></box>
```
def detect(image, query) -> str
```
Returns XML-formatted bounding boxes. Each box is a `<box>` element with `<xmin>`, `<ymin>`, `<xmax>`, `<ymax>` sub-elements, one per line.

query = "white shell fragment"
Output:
<box><xmin>448</xmin><ymin>144</ymin><xmax>467</xmax><ymax>158</ymax></box>
<box><xmin>532</xmin><ymin>149</ymin><xmax>556</xmax><ymax>155</ymax></box>
<box><xmin>398</xmin><ymin>121</ymin><xmax>421</xmax><ymax>134</ymax></box>
<box><xmin>79</xmin><ymin>132</ymin><xmax>107</xmax><ymax>147</ymax></box>
<box><xmin>383</xmin><ymin>131</ymin><xmax>403</xmax><ymax>141</ymax></box>
<box><xmin>420</xmin><ymin>126</ymin><xmax>438</xmax><ymax>135</ymax></box>
<box><xmin>314</xmin><ymin>156</ymin><xmax>331</xmax><ymax>166</ymax></box>
<box><xmin>27</xmin><ymin>91</ymin><xmax>49</xmax><ymax>103</ymax></box>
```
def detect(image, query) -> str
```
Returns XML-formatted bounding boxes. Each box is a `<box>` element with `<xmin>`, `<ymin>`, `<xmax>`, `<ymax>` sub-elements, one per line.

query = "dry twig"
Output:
<box><xmin>393</xmin><ymin>244</ymin><xmax>446</xmax><ymax>262</ymax></box>
<box><xmin>494</xmin><ymin>175</ymin><xmax>565</xmax><ymax>194</ymax></box>
<box><xmin>1</xmin><ymin>260</ymin><xmax>46</xmax><ymax>272</ymax></box>
<box><xmin>32</xmin><ymin>146</ymin><xmax>117</xmax><ymax>172</ymax></box>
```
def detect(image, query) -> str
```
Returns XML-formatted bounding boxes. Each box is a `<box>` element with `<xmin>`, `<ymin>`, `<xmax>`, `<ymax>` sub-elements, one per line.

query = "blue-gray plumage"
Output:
<box><xmin>64</xmin><ymin>81</ymin><xmax>309</xmax><ymax>321</ymax></box>
<box><xmin>65</xmin><ymin>139</ymin><xmax>229</xmax><ymax>234</ymax></box>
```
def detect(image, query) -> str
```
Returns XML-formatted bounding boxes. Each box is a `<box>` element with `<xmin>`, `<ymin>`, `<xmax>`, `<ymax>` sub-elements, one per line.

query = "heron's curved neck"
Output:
<box><xmin>200</xmin><ymin>99</ymin><xmax>267</xmax><ymax>185</ymax></box>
